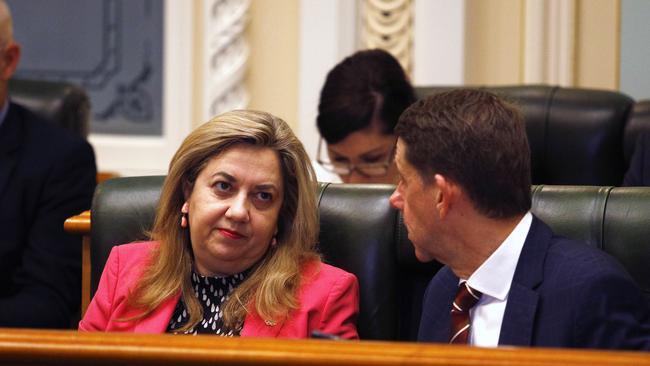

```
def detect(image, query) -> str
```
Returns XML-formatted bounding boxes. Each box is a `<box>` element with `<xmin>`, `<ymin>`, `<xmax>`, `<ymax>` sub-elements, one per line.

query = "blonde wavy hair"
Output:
<box><xmin>128</xmin><ymin>110</ymin><xmax>320</xmax><ymax>331</ymax></box>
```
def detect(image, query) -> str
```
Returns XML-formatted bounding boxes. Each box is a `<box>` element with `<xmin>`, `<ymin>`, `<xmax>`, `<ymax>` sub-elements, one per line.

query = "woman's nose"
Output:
<box><xmin>342</xmin><ymin>170</ymin><xmax>371</xmax><ymax>184</ymax></box>
<box><xmin>225</xmin><ymin>194</ymin><xmax>250</xmax><ymax>222</ymax></box>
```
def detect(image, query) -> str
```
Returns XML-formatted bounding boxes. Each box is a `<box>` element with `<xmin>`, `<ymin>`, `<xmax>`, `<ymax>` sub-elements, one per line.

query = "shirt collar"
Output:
<box><xmin>466</xmin><ymin>211</ymin><xmax>533</xmax><ymax>301</ymax></box>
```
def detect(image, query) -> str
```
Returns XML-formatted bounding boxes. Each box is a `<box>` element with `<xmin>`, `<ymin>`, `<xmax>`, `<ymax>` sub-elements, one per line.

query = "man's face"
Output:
<box><xmin>389</xmin><ymin>139</ymin><xmax>441</xmax><ymax>262</ymax></box>
<box><xmin>0</xmin><ymin>39</ymin><xmax>20</xmax><ymax>101</ymax></box>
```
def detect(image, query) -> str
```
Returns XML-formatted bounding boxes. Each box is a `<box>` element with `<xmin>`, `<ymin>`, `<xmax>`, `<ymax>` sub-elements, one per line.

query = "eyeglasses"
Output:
<box><xmin>316</xmin><ymin>138</ymin><xmax>395</xmax><ymax>178</ymax></box>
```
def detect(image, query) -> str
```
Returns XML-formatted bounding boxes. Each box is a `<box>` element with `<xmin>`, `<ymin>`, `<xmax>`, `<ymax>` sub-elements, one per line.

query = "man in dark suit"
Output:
<box><xmin>389</xmin><ymin>89</ymin><xmax>649</xmax><ymax>349</ymax></box>
<box><xmin>0</xmin><ymin>0</ymin><xmax>96</xmax><ymax>327</ymax></box>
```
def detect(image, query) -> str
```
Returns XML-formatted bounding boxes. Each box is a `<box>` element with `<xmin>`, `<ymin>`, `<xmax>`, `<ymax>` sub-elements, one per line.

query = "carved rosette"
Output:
<box><xmin>204</xmin><ymin>0</ymin><xmax>250</xmax><ymax>118</ymax></box>
<box><xmin>361</xmin><ymin>0</ymin><xmax>413</xmax><ymax>74</ymax></box>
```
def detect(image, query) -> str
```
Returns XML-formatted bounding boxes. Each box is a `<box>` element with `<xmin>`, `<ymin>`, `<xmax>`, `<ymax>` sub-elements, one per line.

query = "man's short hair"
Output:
<box><xmin>395</xmin><ymin>88</ymin><xmax>532</xmax><ymax>218</ymax></box>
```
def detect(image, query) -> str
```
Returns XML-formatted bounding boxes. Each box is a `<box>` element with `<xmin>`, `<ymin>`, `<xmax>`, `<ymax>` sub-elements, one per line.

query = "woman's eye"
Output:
<box><xmin>362</xmin><ymin>155</ymin><xmax>384</xmax><ymax>164</ymax></box>
<box><xmin>215</xmin><ymin>181</ymin><xmax>231</xmax><ymax>192</ymax></box>
<box><xmin>256</xmin><ymin>192</ymin><xmax>272</xmax><ymax>202</ymax></box>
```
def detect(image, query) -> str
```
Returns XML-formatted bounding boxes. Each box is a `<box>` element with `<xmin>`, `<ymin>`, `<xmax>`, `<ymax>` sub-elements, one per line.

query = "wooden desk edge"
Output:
<box><xmin>0</xmin><ymin>329</ymin><xmax>647</xmax><ymax>366</ymax></box>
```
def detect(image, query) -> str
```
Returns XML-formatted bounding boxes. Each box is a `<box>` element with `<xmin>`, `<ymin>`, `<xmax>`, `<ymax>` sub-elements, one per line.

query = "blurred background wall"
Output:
<box><xmin>9</xmin><ymin>0</ymin><xmax>647</xmax><ymax>176</ymax></box>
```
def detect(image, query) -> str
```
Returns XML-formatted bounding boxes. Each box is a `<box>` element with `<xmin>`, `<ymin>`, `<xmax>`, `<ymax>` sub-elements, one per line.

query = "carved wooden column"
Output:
<box><xmin>523</xmin><ymin>0</ymin><xmax>576</xmax><ymax>86</ymax></box>
<box><xmin>202</xmin><ymin>0</ymin><xmax>250</xmax><ymax>120</ymax></box>
<box><xmin>361</xmin><ymin>0</ymin><xmax>413</xmax><ymax>74</ymax></box>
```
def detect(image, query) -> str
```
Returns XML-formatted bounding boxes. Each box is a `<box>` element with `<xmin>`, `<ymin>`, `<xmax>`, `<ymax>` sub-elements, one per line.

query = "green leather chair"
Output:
<box><xmin>415</xmin><ymin>85</ymin><xmax>647</xmax><ymax>186</ymax></box>
<box><xmin>90</xmin><ymin>177</ymin><xmax>650</xmax><ymax>340</ymax></box>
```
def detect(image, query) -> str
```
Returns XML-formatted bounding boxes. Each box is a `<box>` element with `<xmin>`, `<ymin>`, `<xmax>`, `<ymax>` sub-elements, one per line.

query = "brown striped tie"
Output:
<box><xmin>449</xmin><ymin>281</ymin><xmax>482</xmax><ymax>344</ymax></box>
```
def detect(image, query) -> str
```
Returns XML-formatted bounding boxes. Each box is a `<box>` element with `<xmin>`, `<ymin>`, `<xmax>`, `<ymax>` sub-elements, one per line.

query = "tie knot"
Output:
<box><xmin>452</xmin><ymin>282</ymin><xmax>482</xmax><ymax>313</ymax></box>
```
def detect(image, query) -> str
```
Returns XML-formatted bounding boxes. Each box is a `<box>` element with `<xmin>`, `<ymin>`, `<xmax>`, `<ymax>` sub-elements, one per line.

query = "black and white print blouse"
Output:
<box><xmin>167</xmin><ymin>271</ymin><xmax>247</xmax><ymax>336</ymax></box>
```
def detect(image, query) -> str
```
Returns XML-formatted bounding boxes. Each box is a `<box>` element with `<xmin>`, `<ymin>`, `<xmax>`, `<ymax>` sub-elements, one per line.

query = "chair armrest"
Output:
<box><xmin>64</xmin><ymin>211</ymin><xmax>92</xmax><ymax>316</ymax></box>
<box><xmin>64</xmin><ymin>210</ymin><xmax>91</xmax><ymax>235</ymax></box>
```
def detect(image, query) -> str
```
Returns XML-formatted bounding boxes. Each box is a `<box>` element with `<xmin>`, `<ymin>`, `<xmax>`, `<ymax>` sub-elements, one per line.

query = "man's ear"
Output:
<box><xmin>433</xmin><ymin>174</ymin><xmax>458</xmax><ymax>218</ymax></box>
<box><xmin>1</xmin><ymin>42</ymin><xmax>20</xmax><ymax>80</ymax></box>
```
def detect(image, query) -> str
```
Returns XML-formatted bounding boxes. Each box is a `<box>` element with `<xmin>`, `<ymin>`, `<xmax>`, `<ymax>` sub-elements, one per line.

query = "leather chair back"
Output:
<box><xmin>90</xmin><ymin>176</ymin><xmax>164</xmax><ymax>298</ymax></box>
<box><xmin>8</xmin><ymin>78</ymin><xmax>90</xmax><ymax>138</ymax></box>
<box><xmin>90</xmin><ymin>178</ymin><xmax>650</xmax><ymax>340</ymax></box>
<box><xmin>317</xmin><ymin>183</ymin><xmax>444</xmax><ymax>340</ymax></box>
<box><xmin>415</xmin><ymin>85</ymin><xmax>634</xmax><ymax>186</ymax></box>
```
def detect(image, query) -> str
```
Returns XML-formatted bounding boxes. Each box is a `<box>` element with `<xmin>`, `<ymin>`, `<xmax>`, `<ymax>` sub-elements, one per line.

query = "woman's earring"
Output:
<box><xmin>180</xmin><ymin>202</ymin><xmax>189</xmax><ymax>228</ymax></box>
<box><xmin>270</xmin><ymin>228</ymin><xmax>278</xmax><ymax>247</ymax></box>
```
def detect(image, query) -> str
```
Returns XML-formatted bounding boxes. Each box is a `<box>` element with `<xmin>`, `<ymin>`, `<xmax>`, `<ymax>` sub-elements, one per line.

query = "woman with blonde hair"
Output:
<box><xmin>80</xmin><ymin>110</ymin><xmax>359</xmax><ymax>338</ymax></box>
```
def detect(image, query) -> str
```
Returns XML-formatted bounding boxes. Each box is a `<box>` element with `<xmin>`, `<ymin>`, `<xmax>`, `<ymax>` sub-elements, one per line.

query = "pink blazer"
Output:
<box><xmin>79</xmin><ymin>242</ymin><xmax>359</xmax><ymax>339</ymax></box>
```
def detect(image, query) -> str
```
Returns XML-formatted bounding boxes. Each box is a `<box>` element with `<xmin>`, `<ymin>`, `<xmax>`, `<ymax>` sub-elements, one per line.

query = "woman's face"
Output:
<box><xmin>326</xmin><ymin>127</ymin><xmax>398</xmax><ymax>184</ymax></box>
<box><xmin>184</xmin><ymin>144</ymin><xmax>284</xmax><ymax>276</ymax></box>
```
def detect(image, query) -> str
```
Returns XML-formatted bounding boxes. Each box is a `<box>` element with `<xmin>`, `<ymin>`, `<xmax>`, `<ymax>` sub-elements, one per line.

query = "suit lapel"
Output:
<box><xmin>499</xmin><ymin>216</ymin><xmax>550</xmax><ymax>346</ymax></box>
<box><xmin>499</xmin><ymin>282</ymin><xmax>539</xmax><ymax>346</ymax></box>
<box><xmin>0</xmin><ymin>104</ymin><xmax>22</xmax><ymax>198</ymax></box>
<box><xmin>418</xmin><ymin>266</ymin><xmax>458</xmax><ymax>342</ymax></box>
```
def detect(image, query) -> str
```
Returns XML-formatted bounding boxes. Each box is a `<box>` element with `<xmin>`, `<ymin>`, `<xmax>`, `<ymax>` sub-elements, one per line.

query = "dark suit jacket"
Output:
<box><xmin>418</xmin><ymin>216</ymin><xmax>650</xmax><ymax>350</ymax></box>
<box><xmin>624</xmin><ymin>133</ymin><xmax>650</xmax><ymax>186</ymax></box>
<box><xmin>0</xmin><ymin>102</ymin><xmax>96</xmax><ymax>328</ymax></box>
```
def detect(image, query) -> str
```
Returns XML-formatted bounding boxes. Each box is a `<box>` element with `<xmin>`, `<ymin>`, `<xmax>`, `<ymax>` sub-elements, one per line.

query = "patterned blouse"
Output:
<box><xmin>166</xmin><ymin>270</ymin><xmax>247</xmax><ymax>335</ymax></box>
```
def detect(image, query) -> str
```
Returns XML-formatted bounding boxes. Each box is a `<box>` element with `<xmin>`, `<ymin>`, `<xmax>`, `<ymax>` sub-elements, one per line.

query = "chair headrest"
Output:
<box><xmin>8</xmin><ymin>78</ymin><xmax>91</xmax><ymax>138</ymax></box>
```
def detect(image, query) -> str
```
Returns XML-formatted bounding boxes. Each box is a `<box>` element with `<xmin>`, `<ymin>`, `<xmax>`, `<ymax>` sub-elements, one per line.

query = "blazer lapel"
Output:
<box><xmin>0</xmin><ymin>105</ymin><xmax>21</xmax><ymax>198</ymax></box>
<box><xmin>499</xmin><ymin>216</ymin><xmax>549</xmax><ymax>346</ymax></box>
<box><xmin>133</xmin><ymin>293</ymin><xmax>181</xmax><ymax>333</ymax></box>
<box><xmin>241</xmin><ymin>311</ymin><xmax>284</xmax><ymax>338</ymax></box>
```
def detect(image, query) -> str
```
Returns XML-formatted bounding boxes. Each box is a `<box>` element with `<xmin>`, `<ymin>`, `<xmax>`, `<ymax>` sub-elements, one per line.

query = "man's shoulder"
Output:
<box><xmin>527</xmin><ymin>220</ymin><xmax>650</xmax><ymax>349</ymax></box>
<box><xmin>509</xmin><ymin>216</ymin><xmax>635</xmax><ymax>297</ymax></box>
<box><xmin>9</xmin><ymin>101</ymin><xmax>88</xmax><ymax>150</ymax></box>
<box><xmin>9</xmin><ymin>101</ymin><xmax>95</xmax><ymax>172</ymax></box>
<box><xmin>547</xmin><ymin>236</ymin><xmax>626</xmax><ymax>277</ymax></box>
<box><xmin>527</xmin><ymin>220</ymin><xmax>636</xmax><ymax>292</ymax></box>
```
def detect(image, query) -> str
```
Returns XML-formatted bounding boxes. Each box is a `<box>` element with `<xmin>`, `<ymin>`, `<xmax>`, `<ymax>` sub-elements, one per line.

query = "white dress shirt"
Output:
<box><xmin>465</xmin><ymin>212</ymin><xmax>533</xmax><ymax>347</ymax></box>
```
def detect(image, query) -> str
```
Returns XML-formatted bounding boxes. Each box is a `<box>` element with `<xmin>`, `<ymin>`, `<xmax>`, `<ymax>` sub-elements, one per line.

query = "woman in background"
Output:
<box><xmin>316</xmin><ymin>49</ymin><xmax>416</xmax><ymax>184</ymax></box>
<box><xmin>80</xmin><ymin>110</ymin><xmax>359</xmax><ymax>338</ymax></box>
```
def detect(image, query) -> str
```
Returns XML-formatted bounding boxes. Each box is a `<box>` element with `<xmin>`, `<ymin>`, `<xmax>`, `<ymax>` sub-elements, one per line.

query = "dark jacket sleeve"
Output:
<box><xmin>574</xmin><ymin>260</ymin><xmax>650</xmax><ymax>350</ymax></box>
<box><xmin>0</xmin><ymin>136</ymin><xmax>96</xmax><ymax>328</ymax></box>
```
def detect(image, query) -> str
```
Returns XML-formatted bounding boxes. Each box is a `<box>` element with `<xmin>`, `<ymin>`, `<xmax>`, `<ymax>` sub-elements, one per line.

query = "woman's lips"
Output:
<box><xmin>218</xmin><ymin>228</ymin><xmax>245</xmax><ymax>239</ymax></box>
